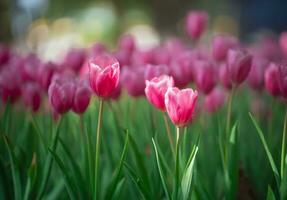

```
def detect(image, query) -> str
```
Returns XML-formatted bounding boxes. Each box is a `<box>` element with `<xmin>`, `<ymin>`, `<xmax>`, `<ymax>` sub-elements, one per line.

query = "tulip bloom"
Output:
<box><xmin>227</xmin><ymin>49</ymin><xmax>252</xmax><ymax>85</ymax></box>
<box><xmin>212</xmin><ymin>35</ymin><xmax>238</xmax><ymax>62</ymax></box>
<box><xmin>247</xmin><ymin>57</ymin><xmax>268</xmax><ymax>91</ymax></box>
<box><xmin>89</xmin><ymin>54</ymin><xmax>120</xmax><ymax>98</ymax></box>
<box><xmin>118</xmin><ymin>34</ymin><xmax>135</xmax><ymax>53</ymax></box>
<box><xmin>219</xmin><ymin>63</ymin><xmax>232</xmax><ymax>89</ymax></box>
<box><xmin>264</xmin><ymin>63</ymin><xmax>281</xmax><ymax>96</ymax></box>
<box><xmin>48</xmin><ymin>75</ymin><xmax>76</xmax><ymax>114</ymax></box>
<box><xmin>279</xmin><ymin>32</ymin><xmax>287</xmax><ymax>57</ymax></box>
<box><xmin>122</xmin><ymin>66</ymin><xmax>146</xmax><ymax>97</ymax></box>
<box><xmin>165</xmin><ymin>87</ymin><xmax>198</xmax><ymax>127</ymax></box>
<box><xmin>194</xmin><ymin>59</ymin><xmax>217</xmax><ymax>94</ymax></box>
<box><xmin>144</xmin><ymin>64</ymin><xmax>170</xmax><ymax>81</ymax></box>
<box><xmin>185</xmin><ymin>11</ymin><xmax>208</xmax><ymax>40</ymax></box>
<box><xmin>72</xmin><ymin>80</ymin><xmax>91</xmax><ymax>114</ymax></box>
<box><xmin>63</xmin><ymin>48</ymin><xmax>86</xmax><ymax>72</ymax></box>
<box><xmin>145</xmin><ymin>75</ymin><xmax>174</xmax><ymax>111</ymax></box>
<box><xmin>38</xmin><ymin>62</ymin><xmax>57</xmax><ymax>91</ymax></box>
<box><xmin>204</xmin><ymin>87</ymin><xmax>225</xmax><ymax>113</ymax></box>
<box><xmin>22</xmin><ymin>83</ymin><xmax>42</xmax><ymax>112</ymax></box>
<box><xmin>278</xmin><ymin>63</ymin><xmax>287</xmax><ymax>98</ymax></box>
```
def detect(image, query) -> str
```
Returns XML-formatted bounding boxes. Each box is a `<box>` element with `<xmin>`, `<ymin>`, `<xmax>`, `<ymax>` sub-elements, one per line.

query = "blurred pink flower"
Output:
<box><xmin>279</xmin><ymin>32</ymin><xmax>287</xmax><ymax>57</ymax></box>
<box><xmin>72</xmin><ymin>80</ymin><xmax>91</xmax><ymax>114</ymax></box>
<box><xmin>277</xmin><ymin>62</ymin><xmax>287</xmax><ymax>98</ymax></box>
<box><xmin>212</xmin><ymin>35</ymin><xmax>238</xmax><ymax>62</ymax></box>
<box><xmin>145</xmin><ymin>75</ymin><xmax>174</xmax><ymax>111</ymax></box>
<box><xmin>194</xmin><ymin>59</ymin><xmax>217</xmax><ymax>94</ymax></box>
<box><xmin>89</xmin><ymin>54</ymin><xmax>120</xmax><ymax>98</ymax></box>
<box><xmin>22</xmin><ymin>83</ymin><xmax>42</xmax><ymax>112</ymax></box>
<box><xmin>185</xmin><ymin>11</ymin><xmax>208</xmax><ymax>40</ymax></box>
<box><xmin>165</xmin><ymin>87</ymin><xmax>198</xmax><ymax>127</ymax></box>
<box><xmin>62</xmin><ymin>48</ymin><xmax>86</xmax><ymax>72</ymax></box>
<box><xmin>203</xmin><ymin>87</ymin><xmax>225</xmax><ymax>113</ymax></box>
<box><xmin>227</xmin><ymin>48</ymin><xmax>252</xmax><ymax>85</ymax></box>
<box><xmin>48</xmin><ymin>74</ymin><xmax>76</xmax><ymax>114</ymax></box>
<box><xmin>144</xmin><ymin>64</ymin><xmax>170</xmax><ymax>80</ymax></box>
<box><xmin>247</xmin><ymin>56</ymin><xmax>268</xmax><ymax>91</ymax></box>
<box><xmin>118</xmin><ymin>34</ymin><xmax>135</xmax><ymax>53</ymax></box>
<box><xmin>219</xmin><ymin>63</ymin><xmax>232</xmax><ymax>89</ymax></box>
<box><xmin>264</xmin><ymin>62</ymin><xmax>281</xmax><ymax>97</ymax></box>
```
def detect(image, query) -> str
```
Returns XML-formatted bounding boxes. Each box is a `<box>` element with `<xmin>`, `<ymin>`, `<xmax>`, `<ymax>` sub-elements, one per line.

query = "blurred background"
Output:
<box><xmin>1</xmin><ymin>0</ymin><xmax>287</xmax><ymax>60</ymax></box>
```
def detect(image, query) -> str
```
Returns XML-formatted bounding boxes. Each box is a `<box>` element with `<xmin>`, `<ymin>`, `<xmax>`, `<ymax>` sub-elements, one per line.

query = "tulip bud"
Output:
<box><xmin>48</xmin><ymin>75</ymin><xmax>76</xmax><ymax>114</ymax></box>
<box><xmin>0</xmin><ymin>68</ymin><xmax>21</xmax><ymax>103</ymax></box>
<box><xmin>165</xmin><ymin>87</ymin><xmax>198</xmax><ymax>127</ymax></box>
<box><xmin>212</xmin><ymin>35</ymin><xmax>238</xmax><ymax>62</ymax></box>
<box><xmin>145</xmin><ymin>75</ymin><xmax>174</xmax><ymax>111</ymax></box>
<box><xmin>264</xmin><ymin>62</ymin><xmax>281</xmax><ymax>96</ymax></box>
<box><xmin>0</xmin><ymin>44</ymin><xmax>10</xmax><ymax>66</ymax></box>
<box><xmin>203</xmin><ymin>87</ymin><xmax>225</xmax><ymax>113</ymax></box>
<box><xmin>144</xmin><ymin>64</ymin><xmax>170</xmax><ymax>81</ymax></box>
<box><xmin>38</xmin><ymin>62</ymin><xmax>57</xmax><ymax>91</ymax></box>
<box><xmin>247</xmin><ymin>56</ymin><xmax>268</xmax><ymax>91</ymax></box>
<box><xmin>227</xmin><ymin>49</ymin><xmax>252</xmax><ymax>85</ymax></box>
<box><xmin>89</xmin><ymin>54</ymin><xmax>120</xmax><ymax>98</ymax></box>
<box><xmin>72</xmin><ymin>80</ymin><xmax>91</xmax><ymax>114</ymax></box>
<box><xmin>194</xmin><ymin>60</ymin><xmax>217</xmax><ymax>94</ymax></box>
<box><xmin>22</xmin><ymin>83</ymin><xmax>42</xmax><ymax>112</ymax></box>
<box><xmin>185</xmin><ymin>11</ymin><xmax>208</xmax><ymax>40</ymax></box>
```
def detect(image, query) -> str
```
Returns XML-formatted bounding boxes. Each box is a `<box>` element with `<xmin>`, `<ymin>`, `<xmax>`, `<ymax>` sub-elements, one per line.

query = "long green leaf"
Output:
<box><xmin>3</xmin><ymin>135</ymin><xmax>22</xmax><ymax>200</ymax></box>
<box><xmin>48</xmin><ymin>149</ymin><xmax>78</xmax><ymax>200</ymax></box>
<box><xmin>249</xmin><ymin>113</ymin><xmax>280</xmax><ymax>188</ymax></box>
<box><xmin>105</xmin><ymin>132</ymin><xmax>129</xmax><ymax>200</ymax></box>
<box><xmin>181</xmin><ymin>145</ymin><xmax>199</xmax><ymax>200</ymax></box>
<box><xmin>111</xmin><ymin>178</ymin><xmax>125</xmax><ymax>200</ymax></box>
<box><xmin>266</xmin><ymin>186</ymin><xmax>276</xmax><ymax>200</ymax></box>
<box><xmin>152</xmin><ymin>138</ymin><xmax>171</xmax><ymax>200</ymax></box>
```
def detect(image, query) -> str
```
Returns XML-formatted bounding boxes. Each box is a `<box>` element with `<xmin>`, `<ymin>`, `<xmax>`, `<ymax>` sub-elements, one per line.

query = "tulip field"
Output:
<box><xmin>1</xmin><ymin>10</ymin><xmax>287</xmax><ymax>200</ymax></box>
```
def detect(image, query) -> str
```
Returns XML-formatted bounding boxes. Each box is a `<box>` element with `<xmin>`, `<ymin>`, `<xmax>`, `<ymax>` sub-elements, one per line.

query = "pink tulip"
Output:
<box><xmin>38</xmin><ymin>62</ymin><xmax>57</xmax><ymax>91</ymax></box>
<box><xmin>72</xmin><ymin>80</ymin><xmax>91</xmax><ymax>114</ymax></box>
<box><xmin>185</xmin><ymin>11</ymin><xmax>208</xmax><ymax>40</ymax></box>
<box><xmin>279</xmin><ymin>32</ymin><xmax>287</xmax><ymax>57</ymax></box>
<box><xmin>277</xmin><ymin>62</ymin><xmax>287</xmax><ymax>98</ymax></box>
<box><xmin>91</xmin><ymin>43</ymin><xmax>107</xmax><ymax>57</ymax></box>
<box><xmin>132</xmin><ymin>49</ymin><xmax>154</xmax><ymax>65</ymax></box>
<box><xmin>247</xmin><ymin>56</ymin><xmax>268</xmax><ymax>91</ymax></box>
<box><xmin>109</xmin><ymin>83</ymin><xmax>122</xmax><ymax>100</ymax></box>
<box><xmin>144</xmin><ymin>64</ymin><xmax>170</xmax><ymax>80</ymax></box>
<box><xmin>0</xmin><ymin>44</ymin><xmax>10</xmax><ymax>66</ymax></box>
<box><xmin>152</xmin><ymin>47</ymin><xmax>171</xmax><ymax>65</ymax></box>
<box><xmin>227</xmin><ymin>48</ymin><xmax>252</xmax><ymax>85</ymax></box>
<box><xmin>194</xmin><ymin>59</ymin><xmax>217</xmax><ymax>94</ymax></box>
<box><xmin>212</xmin><ymin>35</ymin><xmax>238</xmax><ymax>62</ymax></box>
<box><xmin>264</xmin><ymin>62</ymin><xmax>281</xmax><ymax>96</ymax></box>
<box><xmin>0</xmin><ymin>68</ymin><xmax>21</xmax><ymax>103</ymax></box>
<box><xmin>219</xmin><ymin>63</ymin><xmax>232</xmax><ymax>89</ymax></box>
<box><xmin>203</xmin><ymin>87</ymin><xmax>225</xmax><ymax>113</ymax></box>
<box><xmin>21</xmin><ymin>54</ymin><xmax>41</xmax><ymax>82</ymax></box>
<box><xmin>89</xmin><ymin>54</ymin><xmax>120</xmax><ymax>98</ymax></box>
<box><xmin>145</xmin><ymin>75</ymin><xmax>174</xmax><ymax>111</ymax></box>
<box><xmin>63</xmin><ymin>48</ymin><xmax>86</xmax><ymax>72</ymax></box>
<box><xmin>165</xmin><ymin>87</ymin><xmax>198</xmax><ymax>127</ymax></box>
<box><xmin>118</xmin><ymin>34</ymin><xmax>135</xmax><ymax>53</ymax></box>
<box><xmin>22</xmin><ymin>83</ymin><xmax>42</xmax><ymax>112</ymax></box>
<box><xmin>48</xmin><ymin>74</ymin><xmax>76</xmax><ymax>114</ymax></box>
<box><xmin>121</xmin><ymin>66</ymin><xmax>145</xmax><ymax>97</ymax></box>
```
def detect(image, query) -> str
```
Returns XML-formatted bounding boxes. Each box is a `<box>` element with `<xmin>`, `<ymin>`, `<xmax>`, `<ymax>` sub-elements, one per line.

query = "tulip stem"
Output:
<box><xmin>174</xmin><ymin>126</ymin><xmax>180</xmax><ymax>199</ymax></box>
<box><xmin>280</xmin><ymin>108</ymin><xmax>287</xmax><ymax>180</ymax></box>
<box><xmin>94</xmin><ymin>99</ymin><xmax>104</xmax><ymax>200</ymax></box>
<box><xmin>163</xmin><ymin>113</ymin><xmax>175</xmax><ymax>156</ymax></box>
<box><xmin>225</xmin><ymin>87</ymin><xmax>235</xmax><ymax>162</ymax></box>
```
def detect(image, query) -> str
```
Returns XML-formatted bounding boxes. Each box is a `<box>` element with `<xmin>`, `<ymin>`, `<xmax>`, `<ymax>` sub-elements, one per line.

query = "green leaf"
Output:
<box><xmin>152</xmin><ymin>138</ymin><xmax>171</xmax><ymax>200</ymax></box>
<box><xmin>59</xmin><ymin>138</ymin><xmax>87</xmax><ymax>198</ymax></box>
<box><xmin>3</xmin><ymin>135</ymin><xmax>22</xmax><ymax>200</ymax></box>
<box><xmin>23</xmin><ymin>154</ymin><xmax>37</xmax><ymax>200</ymax></box>
<box><xmin>181</xmin><ymin>145</ymin><xmax>199</xmax><ymax>200</ymax></box>
<box><xmin>249</xmin><ymin>113</ymin><xmax>280</xmax><ymax>188</ymax></box>
<box><xmin>1</xmin><ymin>100</ymin><xmax>11</xmax><ymax>134</ymax></box>
<box><xmin>104</xmin><ymin>131</ymin><xmax>129</xmax><ymax>200</ymax></box>
<box><xmin>48</xmin><ymin>148</ymin><xmax>78</xmax><ymax>200</ymax></box>
<box><xmin>111</xmin><ymin>178</ymin><xmax>125</xmax><ymax>200</ymax></box>
<box><xmin>124</xmin><ymin>162</ymin><xmax>150</xmax><ymax>200</ymax></box>
<box><xmin>266</xmin><ymin>186</ymin><xmax>276</xmax><ymax>200</ymax></box>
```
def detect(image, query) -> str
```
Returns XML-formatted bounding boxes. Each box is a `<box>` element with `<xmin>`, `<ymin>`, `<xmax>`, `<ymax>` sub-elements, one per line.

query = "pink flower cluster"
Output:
<box><xmin>1</xmin><ymin>10</ymin><xmax>287</xmax><ymax>119</ymax></box>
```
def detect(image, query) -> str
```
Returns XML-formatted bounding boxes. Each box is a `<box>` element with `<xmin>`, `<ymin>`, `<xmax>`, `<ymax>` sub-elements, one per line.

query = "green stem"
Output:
<box><xmin>94</xmin><ymin>99</ymin><xmax>104</xmax><ymax>200</ymax></box>
<box><xmin>174</xmin><ymin>126</ymin><xmax>180</xmax><ymax>199</ymax></box>
<box><xmin>280</xmin><ymin>108</ymin><xmax>287</xmax><ymax>180</ymax></box>
<box><xmin>225</xmin><ymin>87</ymin><xmax>235</xmax><ymax>163</ymax></box>
<box><xmin>163</xmin><ymin>114</ymin><xmax>175</xmax><ymax>156</ymax></box>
